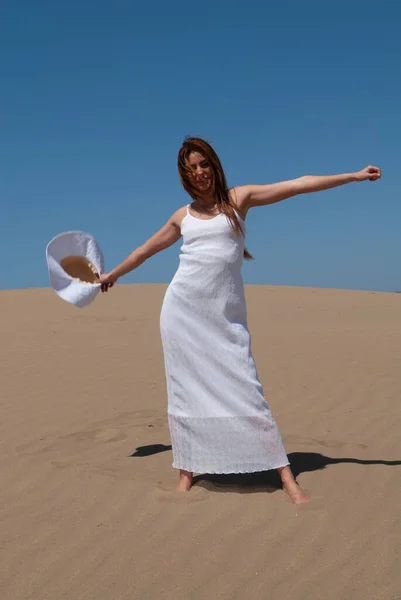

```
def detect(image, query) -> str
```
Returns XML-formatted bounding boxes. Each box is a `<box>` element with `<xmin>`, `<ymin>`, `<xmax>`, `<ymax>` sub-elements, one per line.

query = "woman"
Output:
<box><xmin>97</xmin><ymin>137</ymin><xmax>381</xmax><ymax>504</ymax></box>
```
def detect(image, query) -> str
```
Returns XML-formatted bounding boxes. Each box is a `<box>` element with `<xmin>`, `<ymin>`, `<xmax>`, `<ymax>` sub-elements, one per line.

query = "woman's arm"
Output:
<box><xmin>97</xmin><ymin>207</ymin><xmax>185</xmax><ymax>289</ymax></box>
<box><xmin>235</xmin><ymin>165</ymin><xmax>381</xmax><ymax>212</ymax></box>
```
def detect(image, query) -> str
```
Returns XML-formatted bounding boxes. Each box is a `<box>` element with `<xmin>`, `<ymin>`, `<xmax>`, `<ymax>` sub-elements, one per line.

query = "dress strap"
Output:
<box><xmin>233</xmin><ymin>208</ymin><xmax>245</xmax><ymax>225</ymax></box>
<box><xmin>186</xmin><ymin>204</ymin><xmax>190</xmax><ymax>215</ymax></box>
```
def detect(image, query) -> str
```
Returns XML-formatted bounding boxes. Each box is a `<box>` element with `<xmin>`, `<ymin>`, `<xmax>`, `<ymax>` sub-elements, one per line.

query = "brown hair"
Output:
<box><xmin>177</xmin><ymin>136</ymin><xmax>253</xmax><ymax>260</ymax></box>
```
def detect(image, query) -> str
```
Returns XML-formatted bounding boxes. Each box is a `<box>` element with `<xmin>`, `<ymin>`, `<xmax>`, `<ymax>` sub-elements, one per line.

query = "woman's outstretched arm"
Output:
<box><xmin>235</xmin><ymin>165</ymin><xmax>381</xmax><ymax>211</ymax></box>
<box><xmin>96</xmin><ymin>207</ymin><xmax>185</xmax><ymax>291</ymax></box>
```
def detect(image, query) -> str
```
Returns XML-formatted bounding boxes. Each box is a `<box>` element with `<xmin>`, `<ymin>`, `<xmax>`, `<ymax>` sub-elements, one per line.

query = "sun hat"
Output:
<box><xmin>46</xmin><ymin>231</ymin><xmax>104</xmax><ymax>307</ymax></box>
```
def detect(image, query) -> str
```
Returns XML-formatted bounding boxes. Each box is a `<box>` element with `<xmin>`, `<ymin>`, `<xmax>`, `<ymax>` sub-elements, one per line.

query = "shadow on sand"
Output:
<box><xmin>131</xmin><ymin>443</ymin><xmax>172</xmax><ymax>457</ymax></box>
<box><xmin>196</xmin><ymin>453</ymin><xmax>401</xmax><ymax>493</ymax></box>
<box><xmin>130</xmin><ymin>445</ymin><xmax>401</xmax><ymax>493</ymax></box>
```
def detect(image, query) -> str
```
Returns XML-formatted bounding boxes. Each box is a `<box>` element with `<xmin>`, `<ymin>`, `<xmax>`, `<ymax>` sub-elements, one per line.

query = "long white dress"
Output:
<box><xmin>160</xmin><ymin>205</ymin><xmax>289</xmax><ymax>474</ymax></box>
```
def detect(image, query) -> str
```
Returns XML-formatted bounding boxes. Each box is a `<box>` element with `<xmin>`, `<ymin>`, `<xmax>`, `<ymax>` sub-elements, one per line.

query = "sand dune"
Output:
<box><xmin>1</xmin><ymin>284</ymin><xmax>400</xmax><ymax>600</ymax></box>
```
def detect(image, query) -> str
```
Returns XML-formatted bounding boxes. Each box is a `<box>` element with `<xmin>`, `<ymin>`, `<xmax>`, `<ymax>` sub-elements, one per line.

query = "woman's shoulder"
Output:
<box><xmin>229</xmin><ymin>187</ymin><xmax>249</xmax><ymax>221</ymax></box>
<box><xmin>170</xmin><ymin>205</ymin><xmax>189</xmax><ymax>228</ymax></box>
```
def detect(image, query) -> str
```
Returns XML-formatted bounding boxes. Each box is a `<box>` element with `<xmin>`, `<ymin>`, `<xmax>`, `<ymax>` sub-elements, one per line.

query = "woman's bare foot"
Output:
<box><xmin>176</xmin><ymin>469</ymin><xmax>193</xmax><ymax>492</ymax></box>
<box><xmin>277</xmin><ymin>466</ymin><xmax>311</xmax><ymax>504</ymax></box>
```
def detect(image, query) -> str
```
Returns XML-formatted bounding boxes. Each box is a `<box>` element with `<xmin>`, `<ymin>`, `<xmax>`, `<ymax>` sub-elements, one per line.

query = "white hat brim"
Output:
<box><xmin>46</xmin><ymin>231</ymin><xmax>105</xmax><ymax>308</ymax></box>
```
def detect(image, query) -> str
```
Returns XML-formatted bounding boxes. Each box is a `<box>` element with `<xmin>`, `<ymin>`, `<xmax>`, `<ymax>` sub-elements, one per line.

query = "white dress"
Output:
<box><xmin>160</xmin><ymin>205</ymin><xmax>289</xmax><ymax>474</ymax></box>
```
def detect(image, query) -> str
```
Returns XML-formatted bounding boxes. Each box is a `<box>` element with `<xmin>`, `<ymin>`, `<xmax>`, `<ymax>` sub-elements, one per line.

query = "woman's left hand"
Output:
<box><xmin>355</xmin><ymin>165</ymin><xmax>382</xmax><ymax>182</ymax></box>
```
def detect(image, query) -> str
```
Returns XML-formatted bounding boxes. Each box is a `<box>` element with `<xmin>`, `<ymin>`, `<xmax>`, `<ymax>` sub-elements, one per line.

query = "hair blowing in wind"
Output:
<box><xmin>177</xmin><ymin>137</ymin><xmax>253</xmax><ymax>260</ymax></box>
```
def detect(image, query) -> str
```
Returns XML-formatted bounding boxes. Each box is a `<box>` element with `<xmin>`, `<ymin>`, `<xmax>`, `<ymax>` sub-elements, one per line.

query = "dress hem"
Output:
<box><xmin>171</xmin><ymin>460</ymin><xmax>290</xmax><ymax>475</ymax></box>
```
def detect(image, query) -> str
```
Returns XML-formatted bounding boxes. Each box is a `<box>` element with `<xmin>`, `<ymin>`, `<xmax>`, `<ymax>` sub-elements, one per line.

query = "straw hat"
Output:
<box><xmin>46</xmin><ymin>231</ymin><xmax>105</xmax><ymax>307</ymax></box>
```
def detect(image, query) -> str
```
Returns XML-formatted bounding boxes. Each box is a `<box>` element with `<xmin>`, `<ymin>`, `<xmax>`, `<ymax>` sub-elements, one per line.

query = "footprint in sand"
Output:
<box><xmin>16</xmin><ymin>409</ymin><xmax>167</xmax><ymax>457</ymax></box>
<box><xmin>155</xmin><ymin>481</ymin><xmax>209</xmax><ymax>504</ymax></box>
<box><xmin>50</xmin><ymin>459</ymin><xmax>122</xmax><ymax>480</ymax></box>
<box><xmin>62</xmin><ymin>428</ymin><xmax>127</xmax><ymax>444</ymax></box>
<box><xmin>33</xmin><ymin>428</ymin><xmax>127</xmax><ymax>455</ymax></box>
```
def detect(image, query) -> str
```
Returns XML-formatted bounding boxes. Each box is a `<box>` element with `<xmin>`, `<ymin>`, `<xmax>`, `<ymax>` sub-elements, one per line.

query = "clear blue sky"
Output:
<box><xmin>1</xmin><ymin>1</ymin><xmax>400</xmax><ymax>292</ymax></box>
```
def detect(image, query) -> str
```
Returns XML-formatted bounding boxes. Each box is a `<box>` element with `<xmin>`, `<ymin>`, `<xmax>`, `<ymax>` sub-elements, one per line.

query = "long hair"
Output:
<box><xmin>177</xmin><ymin>136</ymin><xmax>253</xmax><ymax>261</ymax></box>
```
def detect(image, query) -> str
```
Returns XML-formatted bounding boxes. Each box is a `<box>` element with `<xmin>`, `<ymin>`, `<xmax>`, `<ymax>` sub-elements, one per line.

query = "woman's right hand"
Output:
<box><xmin>96</xmin><ymin>272</ymin><xmax>118</xmax><ymax>293</ymax></box>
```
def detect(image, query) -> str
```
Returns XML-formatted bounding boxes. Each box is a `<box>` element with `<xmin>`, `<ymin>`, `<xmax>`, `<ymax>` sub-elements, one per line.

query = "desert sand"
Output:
<box><xmin>1</xmin><ymin>284</ymin><xmax>400</xmax><ymax>600</ymax></box>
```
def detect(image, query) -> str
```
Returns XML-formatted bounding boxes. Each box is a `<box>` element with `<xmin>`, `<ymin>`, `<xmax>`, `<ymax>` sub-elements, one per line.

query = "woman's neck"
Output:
<box><xmin>193</xmin><ymin>193</ymin><xmax>217</xmax><ymax>208</ymax></box>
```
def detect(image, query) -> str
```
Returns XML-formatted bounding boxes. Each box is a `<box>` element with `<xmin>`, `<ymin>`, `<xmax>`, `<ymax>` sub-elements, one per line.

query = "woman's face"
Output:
<box><xmin>186</xmin><ymin>152</ymin><xmax>212</xmax><ymax>195</ymax></box>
